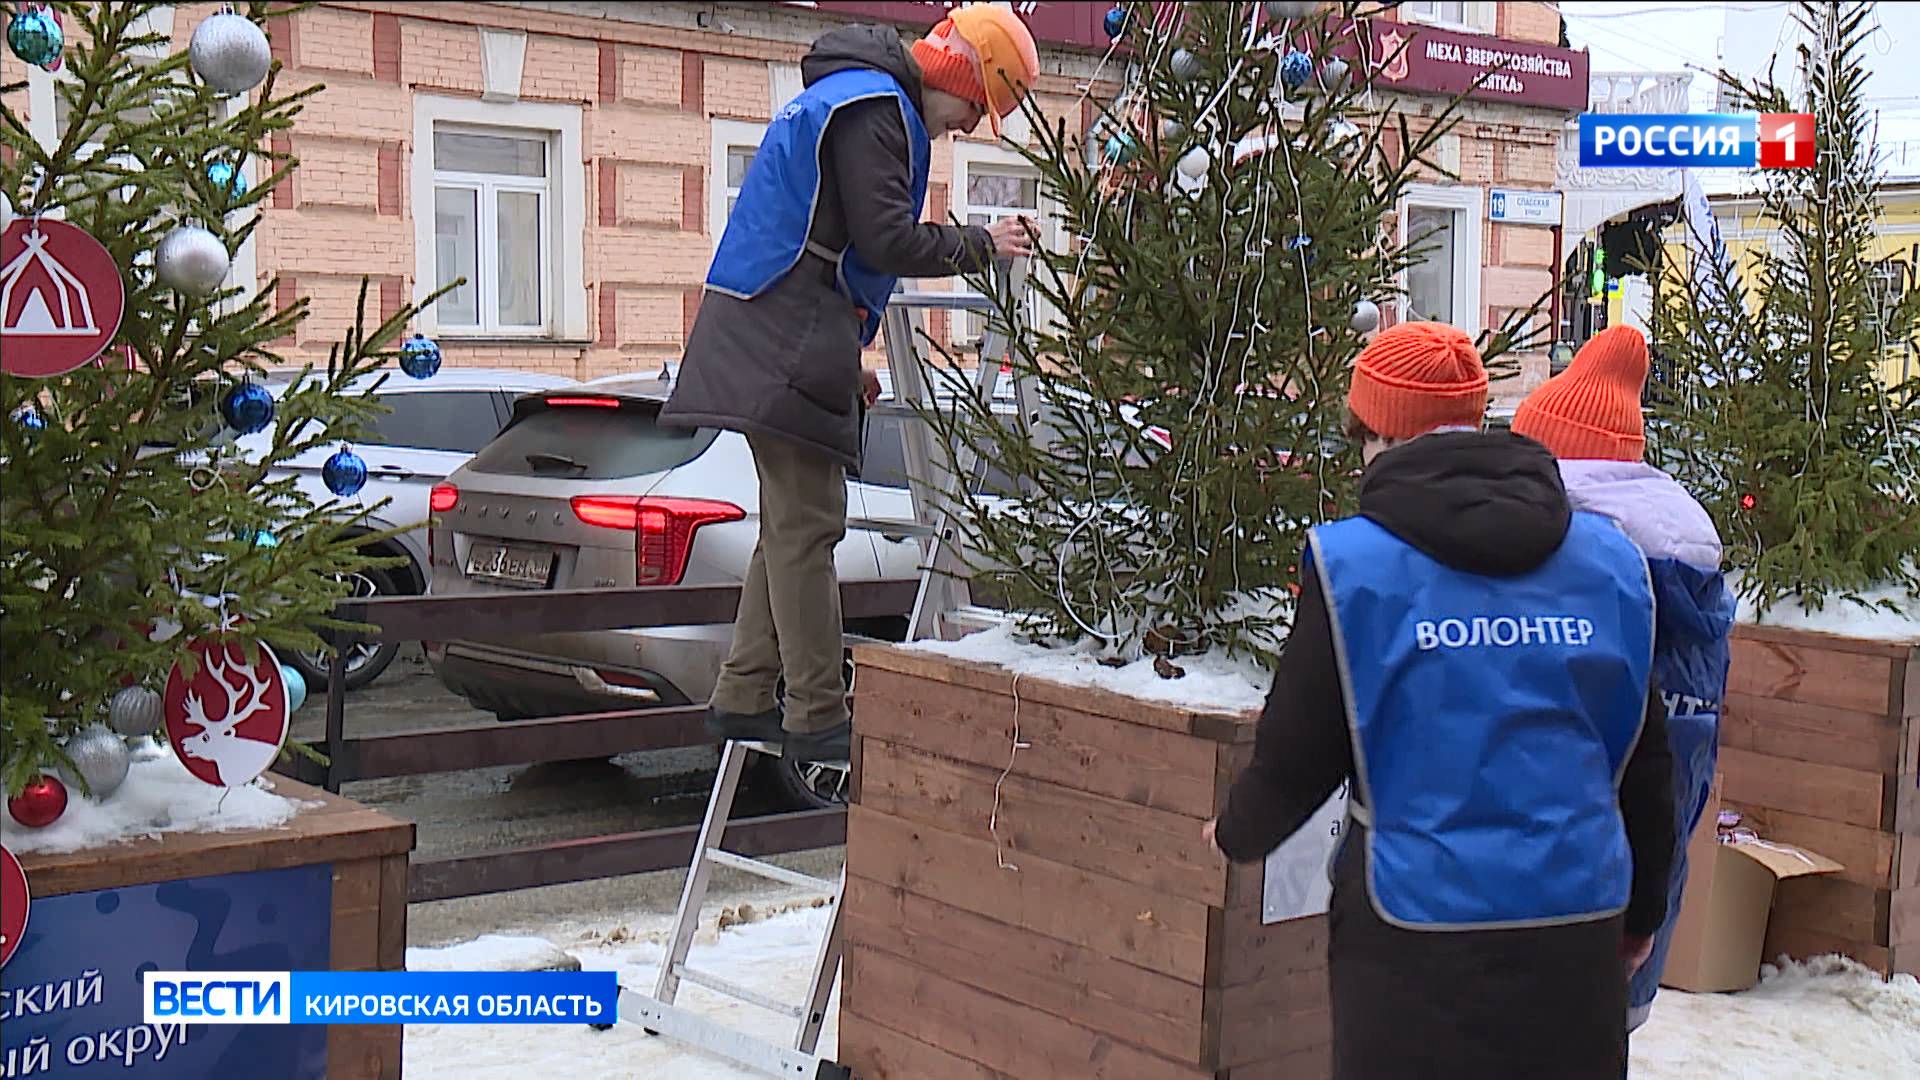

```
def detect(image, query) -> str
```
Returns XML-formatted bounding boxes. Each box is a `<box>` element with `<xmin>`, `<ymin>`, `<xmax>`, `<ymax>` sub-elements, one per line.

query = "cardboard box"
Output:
<box><xmin>1660</xmin><ymin>778</ymin><xmax>1844</xmax><ymax>993</ymax></box>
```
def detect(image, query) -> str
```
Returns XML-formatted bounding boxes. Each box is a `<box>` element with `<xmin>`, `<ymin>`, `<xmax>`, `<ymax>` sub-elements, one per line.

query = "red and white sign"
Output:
<box><xmin>1</xmin><ymin>845</ymin><xmax>27</xmax><ymax>969</ymax></box>
<box><xmin>0</xmin><ymin>218</ymin><xmax>126</xmax><ymax>378</ymax></box>
<box><xmin>1759</xmin><ymin>112</ymin><xmax>1816</xmax><ymax>170</ymax></box>
<box><xmin>164</xmin><ymin>637</ymin><xmax>291</xmax><ymax>788</ymax></box>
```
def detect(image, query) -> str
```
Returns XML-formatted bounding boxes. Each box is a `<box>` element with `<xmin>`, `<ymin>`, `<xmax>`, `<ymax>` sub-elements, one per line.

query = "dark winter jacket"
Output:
<box><xmin>1556</xmin><ymin>459</ymin><xmax>1736</xmax><ymax>1029</ymax></box>
<box><xmin>1215</xmin><ymin>431</ymin><xmax>1676</xmax><ymax>1080</ymax></box>
<box><xmin>659</xmin><ymin>24</ymin><xmax>995</xmax><ymax>467</ymax></box>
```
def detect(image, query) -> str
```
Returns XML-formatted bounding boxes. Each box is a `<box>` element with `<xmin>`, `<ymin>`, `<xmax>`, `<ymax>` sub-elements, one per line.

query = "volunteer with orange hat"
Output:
<box><xmin>1208</xmin><ymin>322</ymin><xmax>1676</xmax><ymax>1078</ymax></box>
<box><xmin>1513</xmin><ymin>325</ymin><xmax>1736</xmax><ymax>1039</ymax></box>
<box><xmin>663</xmin><ymin>5</ymin><xmax>1040</xmax><ymax>763</ymax></box>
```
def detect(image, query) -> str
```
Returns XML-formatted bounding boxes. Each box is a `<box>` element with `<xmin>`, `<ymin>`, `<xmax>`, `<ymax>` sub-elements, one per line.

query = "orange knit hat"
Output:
<box><xmin>910</xmin><ymin>4</ymin><xmax>1039</xmax><ymax>137</ymax></box>
<box><xmin>1511</xmin><ymin>326</ymin><xmax>1649</xmax><ymax>461</ymax></box>
<box><xmin>1346</xmin><ymin>322</ymin><xmax>1489</xmax><ymax>440</ymax></box>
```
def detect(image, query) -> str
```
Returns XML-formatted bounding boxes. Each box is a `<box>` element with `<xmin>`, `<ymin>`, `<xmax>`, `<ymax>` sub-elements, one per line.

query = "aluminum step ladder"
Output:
<box><xmin>613</xmin><ymin>262</ymin><xmax>1031</xmax><ymax>1078</ymax></box>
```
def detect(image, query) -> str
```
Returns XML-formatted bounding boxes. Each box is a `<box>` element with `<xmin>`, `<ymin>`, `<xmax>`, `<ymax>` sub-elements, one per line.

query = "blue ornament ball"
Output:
<box><xmin>1103</xmin><ymin>131</ymin><xmax>1138</xmax><ymax>166</ymax></box>
<box><xmin>220</xmin><ymin>380</ymin><xmax>275</xmax><ymax>435</ymax></box>
<box><xmin>254</xmin><ymin>529</ymin><xmax>279</xmax><ymax>549</ymax></box>
<box><xmin>280</xmin><ymin>663</ymin><xmax>308</xmax><ymax>713</ymax></box>
<box><xmin>399</xmin><ymin>333</ymin><xmax>442</xmax><ymax>380</ymax></box>
<box><xmin>1281</xmin><ymin>49</ymin><xmax>1314</xmax><ymax>92</ymax></box>
<box><xmin>206</xmin><ymin>160</ymin><xmax>249</xmax><ymax>202</ymax></box>
<box><xmin>322</xmin><ymin>446</ymin><xmax>368</xmax><ymax>497</ymax></box>
<box><xmin>7</xmin><ymin>6</ymin><xmax>63</xmax><ymax>70</ymax></box>
<box><xmin>13</xmin><ymin>406</ymin><xmax>46</xmax><ymax>432</ymax></box>
<box><xmin>1103</xmin><ymin>7</ymin><xmax>1127</xmax><ymax>39</ymax></box>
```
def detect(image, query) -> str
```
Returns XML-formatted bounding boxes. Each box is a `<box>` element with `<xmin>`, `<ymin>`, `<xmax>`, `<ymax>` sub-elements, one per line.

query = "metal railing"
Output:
<box><xmin>274</xmin><ymin>579</ymin><xmax>918</xmax><ymax>903</ymax></box>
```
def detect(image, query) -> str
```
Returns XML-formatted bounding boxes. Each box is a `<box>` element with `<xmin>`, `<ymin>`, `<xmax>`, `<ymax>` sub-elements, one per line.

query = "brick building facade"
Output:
<box><xmin>10</xmin><ymin>2</ymin><xmax>1582</xmax><ymax>399</ymax></box>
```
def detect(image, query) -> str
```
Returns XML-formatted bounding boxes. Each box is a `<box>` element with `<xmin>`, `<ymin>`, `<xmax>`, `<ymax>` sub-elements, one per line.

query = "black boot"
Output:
<box><xmin>703</xmin><ymin>706</ymin><xmax>784</xmax><ymax>744</ymax></box>
<box><xmin>782</xmin><ymin>721</ymin><xmax>851</xmax><ymax>764</ymax></box>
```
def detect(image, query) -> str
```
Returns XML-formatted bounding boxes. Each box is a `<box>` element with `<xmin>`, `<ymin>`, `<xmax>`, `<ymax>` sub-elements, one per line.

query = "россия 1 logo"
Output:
<box><xmin>1579</xmin><ymin>113</ymin><xmax>1814</xmax><ymax>169</ymax></box>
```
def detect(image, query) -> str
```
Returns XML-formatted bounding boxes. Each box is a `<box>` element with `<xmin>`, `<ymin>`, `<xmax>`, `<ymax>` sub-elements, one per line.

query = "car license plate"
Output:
<box><xmin>465</xmin><ymin>541</ymin><xmax>555</xmax><ymax>589</ymax></box>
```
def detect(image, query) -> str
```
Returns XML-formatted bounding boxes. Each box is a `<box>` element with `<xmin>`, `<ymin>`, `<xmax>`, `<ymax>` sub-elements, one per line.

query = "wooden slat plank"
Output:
<box><xmin>378</xmin><ymin>854</ymin><xmax>408</xmax><ymax>971</ymax></box>
<box><xmin>1893</xmin><ymin>941</ymin><xmax>1920</xmax><ymax>979</ymax></box>
<box><xmin>1892</xmin><ymin>887</ymin><xmax>1920</xmax><ymax>947</ymax></box>
<box><xmin>331</xmin><ymin>904</ymin><xmax>382</xmax><ymax>971</ymax></box>
<box><xmin>843</xmin><ymin>875</ymin><xmax>1208</xmax><ymax>1065</ymax></box>
<box><xmin>326</xmin><ymin>1026</ymin><xmax>401</xmax><ymax>1080</ymax></box>
<box><xmin>1720</xmin><ymin>692</ymin><xmax>1903</xmax><ymax>776</ymax></box>
<box><xmin>853</xmin><ymin>644</ymin><xmax>1257</xmax><ymax>743</ymax></box>
<box><xmin>1217</xmin><ymin>976</ymin><xmax>1332</xmax><ymax>1068</ymax></box>
<box><xmin>1902</xmin><ymin>833</ymin><xmax>1920</xmax><ymax>892</ymax></box>
<box><xmin>1761</xmin><ymin>925</ymin><xmax>1890</xmax><ymax>976</ymax></box>
<box><xmin>846</xmin><ymin>805</ymin><xmax>1213</xmax><ymax>983</ymax></box>
<box><xmin>1214</xmin><ymin>904</ymin><xmax>1329</xmax><ymax>989</ymax></box>
<box><xmin>1728</xmin><ymin>637</ymin><xmax>1897</xmax><ymax>714</ymax></box>
<box><xmin>332</xmin><ymin>856</ymin><xmax>382</xmax><ymax>911</ymax></box>
<box><xmin>837</xmin><ymin>1012</ymin><xmax>1012</xmax><ymax>1080</ymax></box>
<box><xmin>1731</xmin><ymin>623</ymin><xmax>1919</xmax><ymax>659</ymax></box>
<box><xmin>1768</xmin><ymin>876</ymin><xmax>1891</xmax><ymax>947</ymax></box>
<box><xmin>851</xmin><ymin>666</ymin><xmax>1220</xmax><ymax>817</ymax></box>
<box><xmin>1718</xmin><ymin>748</ymin><xmax>1885</xmax><ymax>830</ymax></box>
<box><xmin>842</xmin><ymin>945</ymin><xmax>1215</xmax><ymax>1080</ymax></box>
<box><xmin>857</xmin><ymin>739</ymin><xmax>1229</xmax><ymax>907</ymax></box>
<box><xmin>1719</xmin><ymin>803</ymin><xmax>1896</xmax><ymax>891</ymax></box>
<box><xmin>1223</xmin><ymin>1042</ymin><xmax>1332</xmax><ymax>1080</ymax></box>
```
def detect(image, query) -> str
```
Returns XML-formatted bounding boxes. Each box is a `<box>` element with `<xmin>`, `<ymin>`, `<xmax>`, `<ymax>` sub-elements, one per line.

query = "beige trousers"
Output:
<box><xmin>710</xmin><ymin>434</ymin><xmax>849</xmax><ymax>734</ymax></box>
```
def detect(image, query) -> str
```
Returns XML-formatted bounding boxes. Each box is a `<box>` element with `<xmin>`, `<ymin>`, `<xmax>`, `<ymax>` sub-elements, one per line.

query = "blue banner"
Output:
<box><xmin>1</xmin><ymin>864</ymin><xmax>331</xmax><ymax>1078</ymax></box>
<box><xmin>141</xmin><ymin>970</ymin><xmax>620</xmax><ymax>1025</ymax></box>
<box><xmin>1579</xmin><ymin>113</ymin><xmax>1758</xmax><ymax>168</ymax></box>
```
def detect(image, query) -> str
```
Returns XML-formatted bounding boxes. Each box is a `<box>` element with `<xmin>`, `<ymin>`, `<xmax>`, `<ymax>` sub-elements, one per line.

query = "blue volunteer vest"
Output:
<box><xmin>704</xmin><ymin>68</ymin><xmax>931</xmax><ymax>345</ymax></box>
<box><xmin>1309</xmin><ymin>512</ymin><xmax>1656</xmax><ymax>930</ymax></box>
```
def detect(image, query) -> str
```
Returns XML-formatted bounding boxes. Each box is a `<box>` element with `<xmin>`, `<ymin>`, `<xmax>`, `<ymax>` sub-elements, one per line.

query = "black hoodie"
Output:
<box><xmin>801</xmin><ymin>25</ymin><xmax>995</xmax><ymax>277</ymax></box>
<box><xmin>1214</xmin><ymin>431</ymin><xmax>1675</xmax><ymax>1079</ymax></box>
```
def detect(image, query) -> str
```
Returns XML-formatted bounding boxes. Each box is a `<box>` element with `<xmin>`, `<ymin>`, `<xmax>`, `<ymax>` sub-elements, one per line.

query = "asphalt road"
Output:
<box><xmin>290</xmin><ymin>646</ymin><xmax>845</xmax><ymax>947</ymax></box>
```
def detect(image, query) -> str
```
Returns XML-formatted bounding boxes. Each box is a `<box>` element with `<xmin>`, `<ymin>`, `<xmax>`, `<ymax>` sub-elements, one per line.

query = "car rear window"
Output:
<box><xmin>466</xmin><ymin>399</ymin><xmax>717</xmax><ymax>479</ymax></box>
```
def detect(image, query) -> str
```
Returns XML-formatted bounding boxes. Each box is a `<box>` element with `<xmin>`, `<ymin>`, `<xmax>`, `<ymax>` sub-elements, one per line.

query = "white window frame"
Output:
<box><xmin>1397</xmin><ymin>183</ymin><xmax>1484</xmax><ymax>337</ymax></box>
<box><xmin>710</xmin><ymin>118</ymin><xmax>768</xmax><ymax>245</ymax></box>
<box><xmin>953</xmin><ymin>140</ymin><xmax>1057</xmax><ymax>345</ymax></box>
<box><xmin>25</xmin><ymin>15</ymin><xmax>259</xmax><ymax>303</ymax></box>
<box><xmin>1402</xmin><ymin>1</ymin><xmax>1495</xmax><ymax>34</ymax></box>
<box><xmin>411</xmin><ymin>94</ymin><xmax>587</xmax><ymax>340</ymax></box>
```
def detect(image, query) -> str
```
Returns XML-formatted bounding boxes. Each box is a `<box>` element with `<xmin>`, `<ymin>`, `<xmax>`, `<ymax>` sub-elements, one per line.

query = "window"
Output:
<box><xmin>954</xmin><ymin>144</ymin><xmax>1052</xmax><ymax>345</ymax></box>
<box><xmin>366</xmin><ymin>391</ymin><xmax>510</xmax><ymax>454</ymax></box>
<box><xmin>1403</xmin><ymin>1</ymin><xmax>1494</xmax><ymax>32</ymax></box>
<box><xmin>1398</xmin><ymin>184</ymin><xmax>1484</xmax><ymax>335</ymax></box>
<box><xmin>412</xmin><ymin>95</ymin><xmax>587</xmax><ymax>340</ymax></box>
<box><xmin>430</xmin><ymin>127</ymin><xmax>549</xmax><ymax>333</ymax></box>
<box><xmin>711</xmin><ymin>119</ymin><xmax>767</xmax><ymax>242</ymax></box>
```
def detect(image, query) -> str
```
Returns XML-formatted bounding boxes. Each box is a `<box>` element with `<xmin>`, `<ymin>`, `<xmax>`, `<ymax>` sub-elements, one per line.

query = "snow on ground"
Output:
<box><xmin>1632</xmin><ymin>956</ymin><xmax>1920</xmax><ymax>1079</ymax></box>
<box><xmin>0</xmin><ymin>740</ymin><xmax>303</xmax><ymax>854</ymax></box>
<box><xmin>1732</xmin><ymin>575</ymin><xmax>1920</xmax><ymax>643</ymax></box>
<box><xmin>909</xmin><ymin>621</ymin><xmax>1269</xmax><ymax>713</ymax></box>
<box><xmin>406</xmin><ymin>901</ymin><xmax>839</xmax><ymax>1080</ymax></box>
<box><xmin>408</xmin><ymin>934</ymin><xmax>580</xmax><ymax>973</ymax></box>
<box><xmin>409</xmin><ymin>905</ymin><xmax>1919</xmax><ymax>1079</ymax></box>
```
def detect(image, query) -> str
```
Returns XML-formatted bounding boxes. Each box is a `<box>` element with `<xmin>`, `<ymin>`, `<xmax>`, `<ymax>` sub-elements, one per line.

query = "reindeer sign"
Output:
<box><xmin>163</xmin><ymin>636</ymin><xmax>291</xmax><ymax>788</ymax></box>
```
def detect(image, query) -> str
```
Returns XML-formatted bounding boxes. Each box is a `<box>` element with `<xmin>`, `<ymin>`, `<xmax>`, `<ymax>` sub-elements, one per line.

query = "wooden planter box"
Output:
<box><xmin>839</xmin><ymin>646</ymin><xmax>1330</xmax><ymax>1080</ymax></box>
<box><xmin>4</xmin><ymin>777</ymin><xmax>413</xmax><ymax>1078</ymax></box>
<box><xmin>1718</xmin><ymin>624</ymin><xmax>1920</xmax><ymax>976</ymax></box>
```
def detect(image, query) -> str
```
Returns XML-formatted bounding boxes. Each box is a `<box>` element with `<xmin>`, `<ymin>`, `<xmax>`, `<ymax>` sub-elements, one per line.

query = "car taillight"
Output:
<box><xmin>570</xmin><ymin>496</ymin><xmax>745</xmax><ymax>586</ymax></box>
<box><xmin>430</xmin><ymin>483</ymin><xmax>459</xmax><ymax>512</ymax></box>
<box><xmin>545</xmin><ymin>395</ymin><xmax>622</xmax><ymax>408</ymax></box>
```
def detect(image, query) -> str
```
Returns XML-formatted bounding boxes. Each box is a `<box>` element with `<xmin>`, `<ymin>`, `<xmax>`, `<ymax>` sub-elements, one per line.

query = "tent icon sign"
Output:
<box><xmin>0</xmin><ymin>218</ymin><xmax>126</xmax><ymax>378</ymax></box>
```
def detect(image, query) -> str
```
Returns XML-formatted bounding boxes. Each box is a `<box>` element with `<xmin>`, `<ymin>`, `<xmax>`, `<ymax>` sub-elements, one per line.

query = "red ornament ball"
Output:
<box><xmin>1740</xmin><ymin>493</ymin><xmax>1757</xmax><ymax>511</ymax></box>
<box><xmin>8</xmin><ymin>774</ymin><xmax>68</xmax><ymax>828</ymax></box>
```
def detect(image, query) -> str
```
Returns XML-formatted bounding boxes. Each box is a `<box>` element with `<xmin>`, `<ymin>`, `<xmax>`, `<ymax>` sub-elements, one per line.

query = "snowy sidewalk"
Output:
<box><xmin>406</xmin><ymin>904</ymin><xmax>1919</xmax><ymax>1079</ymax></box>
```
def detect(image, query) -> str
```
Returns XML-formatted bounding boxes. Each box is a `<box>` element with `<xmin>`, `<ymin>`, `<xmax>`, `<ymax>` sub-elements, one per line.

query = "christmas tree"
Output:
<box><xmin>914</xmin><ymin>1</ymin><xmax>1547</xmax><ymax>665</ymax></box>
<box><xmin>1</xmin><ymin>3</ymin><xmax>443</xmax><ymax>799</ymax></box>
<box><xmin>1652</xmin><ymin>0</ymin><xmax>1920</xmax><ymax>614</ymax></box>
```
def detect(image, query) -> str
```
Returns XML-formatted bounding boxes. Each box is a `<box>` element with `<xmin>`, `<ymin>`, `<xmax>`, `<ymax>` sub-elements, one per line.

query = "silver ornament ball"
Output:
<box><xmin>1170</xmin><ymin>49</ymin><xmax>1203</xmax><ymax>82</ymax></box>
<box><xmin>1318</xmin><ymin>57</ymin><xmax>1351</xmax><ymax>95</ymax></box>
<box><xmin>191</xmin><ymin>12</ymin><xmax>272</xmax><ymax>96</ymax></box>
<box><xmin>157</xmin><ymin>226</ymin><xmax>231</xmax><ymax>295</ymax></box>
<box><xmin>108</xmin><ymin>685</ymin><xmax>164</xmax><ymax>736</ymax></box>
<box><xmin>0</xmin><ymin>190</ymin><xmax>12</xmax><ymax>233</ymax></box>
<box><xmin>1177</xmin><ymin>145</ymin><xmax>1211</xmax><ymax>179</ymax></box>
<box><xmin>1352</xmin><ymin>299</ymin><xmax>1381</xmax><ymax>334</ymax></box>
<box><xmin>1160</xmin><ymin>118</ymin><xmax>1186</xmax><ymax>142</ymax></box>
<box><xmin>56</xmin><ymin>725</ymin><xmax>131</xmax><ymax>799</ymax></box>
